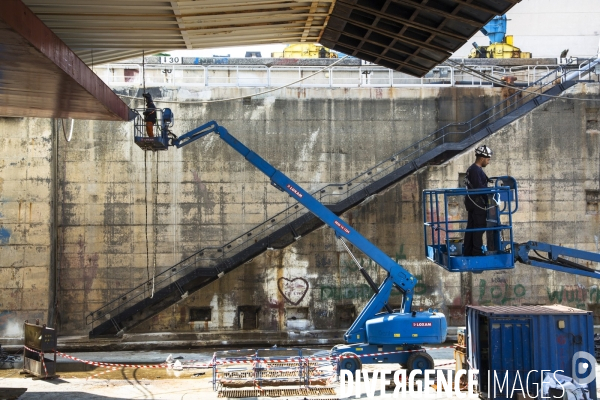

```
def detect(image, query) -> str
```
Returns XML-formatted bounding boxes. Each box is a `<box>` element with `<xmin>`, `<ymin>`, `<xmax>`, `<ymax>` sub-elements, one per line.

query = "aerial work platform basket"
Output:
<box><xmin>423</xmin><ymin>176</ymin><xmax>518</xmax><ymax>272</ymax></box>
<box><xmin>133</xmin><ymin>107</ymin><xmax>175</xmax><ymax>151</ymax></box>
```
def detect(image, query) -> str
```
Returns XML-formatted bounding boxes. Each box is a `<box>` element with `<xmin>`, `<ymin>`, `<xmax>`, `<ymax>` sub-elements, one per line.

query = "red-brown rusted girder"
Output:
<box><xmin>0</xmin><ymin>0</ymin><xmax>134</xmax><ymax>121</ymax></box>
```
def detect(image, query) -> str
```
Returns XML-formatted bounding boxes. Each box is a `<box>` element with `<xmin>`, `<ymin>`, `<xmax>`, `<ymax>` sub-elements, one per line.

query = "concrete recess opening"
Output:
<box><xmin>238</xmin><ymin>306</ymin><xmax>260</xmax><ymax>330</ymax></box>
<box><xmin>285</xmin><ymin>307</ymin><xmax>310</xmax><ymax>330</ymax></box>
<box><xmin>189</xmin><ymin>307</ymin><xmax>212</xmax><ymax>322</ymax></box>
<box><xmin>586</xmin><ymin>190</ymin><xmax>599</xmax><ymax>214</ymax></box>
<box><xmin>286</xmin><ymin>307</ymin><xmax>309</xmax><ymax>320</ymax></box>
<box><xmin>335</xmin><ymin>304</ymin><xmax>356</xmax><ymax>329</ymax></box>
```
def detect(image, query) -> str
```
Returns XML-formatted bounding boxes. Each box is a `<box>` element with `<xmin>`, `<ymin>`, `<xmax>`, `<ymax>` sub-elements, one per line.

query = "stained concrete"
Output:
<box><xmin>60</xmin><ymin>86</ymin><xmax>500</xmax><ymax>337</ymax></box>
<box><xmin>1</xmin><ymin>83</ymin><xmax>599</xmax><ymax>345</ymax></box>
<box><xmin>0</xmin><ymin>116</ymin><xmax>54</xmax><ymax>337</ymax></box>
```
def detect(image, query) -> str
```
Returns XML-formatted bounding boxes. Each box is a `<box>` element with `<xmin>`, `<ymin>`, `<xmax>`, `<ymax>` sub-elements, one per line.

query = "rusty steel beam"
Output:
<box><xmin>0</xmin><ymin>0</ymin><xmax>134</xmax><ymax>120</ymax></box>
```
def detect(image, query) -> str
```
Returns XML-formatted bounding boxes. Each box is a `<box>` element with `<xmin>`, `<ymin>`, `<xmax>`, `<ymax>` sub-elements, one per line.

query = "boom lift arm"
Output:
<box><xmin>172</xmin><ymin>121</ymin><xmax>443</xmax><ymax>347</ymax></box>
<box><xmin>515</xmin><ymin>241</ymin><xmax>600</xmax><ymax>278</ymax></box>
<box><xmin>137</xmin><ymin>112</ymin><xmax>600</xmax><ymax>375</ymax></box>
<box><xmin>134</xmin><ymin>113</ymin><xmax>445</xmax><ymax>372</ymax></box>
<box><xmin>168</xmin><ymin>120</ymin><xmax>447</xmax><ymax>373</ymax></box>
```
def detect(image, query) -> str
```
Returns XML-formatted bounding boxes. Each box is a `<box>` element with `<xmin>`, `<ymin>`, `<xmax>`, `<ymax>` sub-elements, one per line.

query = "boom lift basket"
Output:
<box><xmin>133</xmin><ymin>107</ymin><xmax>175</xmax><ymax>151</ymax></box>
<box><xmin>423</xmin><ymin>176</ymin><xmax>518</xmax><ymax>272</ymax></box>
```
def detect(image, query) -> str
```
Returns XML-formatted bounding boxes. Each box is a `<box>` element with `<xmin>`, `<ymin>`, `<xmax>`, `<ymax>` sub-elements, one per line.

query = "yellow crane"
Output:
<box><xmin>271</xmin><ymin>44</ymin><xmax>337</xmax><ymax>58</ymax></box>
<box><xmin>469</xmin><ymin>15</ymin><xmax>531</xmax><ymax>59</ymax></box>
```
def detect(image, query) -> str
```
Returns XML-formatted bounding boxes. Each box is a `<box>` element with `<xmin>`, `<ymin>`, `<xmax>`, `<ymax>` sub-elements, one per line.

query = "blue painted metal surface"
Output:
<box><xmin>333</xmin><ymin>343</ymin><xmax>424</xmax><ymax>369</ymax></box>
<box><xmin>0</xmin><ymin>227</ymin><xmax>10</xmax><ymax>244</ymax></box>
<box><xmin>516</xmin><ymin>241</ymin><xmax>600</xmax><ymax>279</ymax></box>
<box><xmin>480</xmin><ymin>15</ymin><xmax>507</xmax><ymax>44</ymax></box>
<box><xmin>423</xmin><ymin>176</ymin><xmax>518</xmax><ymax>273</ymax></box>
<box><xmin>467</xmin><ymin>305</ymin><xmax>597</xmax><ymax>400</ymax></box>
<box><xmin>365</xmin><ymin>311</ymin><xmax>447</xmax><ymax>345</ymax></box>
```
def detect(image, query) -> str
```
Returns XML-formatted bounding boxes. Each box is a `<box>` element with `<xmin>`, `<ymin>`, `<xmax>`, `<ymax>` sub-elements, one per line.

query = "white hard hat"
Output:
<box><xmin>475</xmin><ymin>145</ymin><xmax>493</xmax><ymax>158</ymax></box>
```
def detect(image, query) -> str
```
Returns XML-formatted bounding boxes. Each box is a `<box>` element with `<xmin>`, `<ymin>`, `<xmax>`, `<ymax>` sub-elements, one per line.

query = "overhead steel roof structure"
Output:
<box><xmin>1</xmin><ymin>0</ymin><xmax>521</xmax><ymax>120</ymax></box>
<box><xmin>22</xmin><ymin>0</ymin><xmax>337</xmax><ymax>66</ymax></box>
<box><xmin>320</xmin><ymin>0</ymin><xmax>521</xmax><ymax>77</ymax></box>
<box><xmin>22</xmin><ymin>0</ymin><xmax>521</xmax><ymax>75</ymax></box>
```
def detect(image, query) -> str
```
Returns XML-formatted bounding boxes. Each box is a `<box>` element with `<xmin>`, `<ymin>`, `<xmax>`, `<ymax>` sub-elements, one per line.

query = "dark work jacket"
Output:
<box><xmin>464</xmin><ymin>163</ymin><xmax>488</xmax><ymax>212</ymax></box>
<box><xmin>143</xmin><ymin>100</ymin><xmax>157</xmax><ymax>123</ymax></box>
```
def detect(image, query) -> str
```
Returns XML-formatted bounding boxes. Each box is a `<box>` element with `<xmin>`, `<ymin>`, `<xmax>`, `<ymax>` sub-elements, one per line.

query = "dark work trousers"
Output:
<box><xmin>464</xmin><ymin>196</ymin><xmax>487</xmax><ymax>256</ymax></box>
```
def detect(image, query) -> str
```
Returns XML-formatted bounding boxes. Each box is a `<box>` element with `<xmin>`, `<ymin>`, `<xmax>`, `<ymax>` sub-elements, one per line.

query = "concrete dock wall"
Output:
<box><xmin>1</xmin><ymin>83</ymin><xmax>598</xmax><ymax>340</ymax></box>
<box><xmin>0</xmin><ymin>117</ymin><xmax>54</xmax><ymax>336</ymax></box>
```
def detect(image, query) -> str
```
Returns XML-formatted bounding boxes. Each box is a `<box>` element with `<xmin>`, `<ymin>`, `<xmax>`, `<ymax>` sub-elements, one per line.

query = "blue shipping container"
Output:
<box><xmin>467</xmin><ymin>305</ymin><xmax>597</xmax><ymax>400</ymax></box>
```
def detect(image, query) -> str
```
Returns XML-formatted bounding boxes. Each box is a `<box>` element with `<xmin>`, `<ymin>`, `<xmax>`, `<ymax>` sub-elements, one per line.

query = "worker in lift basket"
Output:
<box><xmin>143</xmin><ymin>93</ymin><xmax>157</xmax><ymax>138</ymax></box>
<box><xmin>463</xmin><ymin>145</ymin><xmax>493</xmax><ymax>256</ymax></box>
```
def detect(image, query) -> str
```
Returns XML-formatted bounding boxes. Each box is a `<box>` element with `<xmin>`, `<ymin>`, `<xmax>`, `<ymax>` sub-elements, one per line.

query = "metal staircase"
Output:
<box><xmin>87</xmin><ymin>61</ymin><xmax>596</xmax><ymax>338</ymax></box>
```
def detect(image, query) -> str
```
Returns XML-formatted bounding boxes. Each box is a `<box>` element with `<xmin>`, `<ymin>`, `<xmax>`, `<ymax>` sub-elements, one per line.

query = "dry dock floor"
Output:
<box><xmin>1</xmin><ymin>346</ymin><xmax>599</xmax><ymax>399</ymax></box>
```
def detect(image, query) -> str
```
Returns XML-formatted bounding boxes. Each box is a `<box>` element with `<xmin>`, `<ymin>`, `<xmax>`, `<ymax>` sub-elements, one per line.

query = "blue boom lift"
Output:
<box><xmin>135</xmin><ymin>116</ymin><xmax>446</xmax><ymax>373</ymax></box>
<box><xmin>134</xmin><ymin>112</ymin><xmax>600</xmax><ymax>375</ymax></box>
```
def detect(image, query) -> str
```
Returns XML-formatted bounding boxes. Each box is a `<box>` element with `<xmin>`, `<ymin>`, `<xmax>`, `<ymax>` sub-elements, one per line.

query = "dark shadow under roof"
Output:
<box><xmin>0</xmin><ymin>0</ymin><xmax>133</xmax><ymax>121</ymax></box>
<box><xmin>320</xmin><ymin>0</ymin><xmax>521</xmax><ymax>77</ymax></box>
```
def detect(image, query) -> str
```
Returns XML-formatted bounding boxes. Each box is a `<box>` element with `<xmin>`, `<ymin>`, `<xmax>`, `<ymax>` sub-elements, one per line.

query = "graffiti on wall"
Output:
<box><xmin>477</xmin><ymin>279</ymin><xmax>600</xmax><ymax>309</ymax></box>
<box><xmin>280</xmin><ymin>239</ymin><xmax>600</xmax><ymax>310</ymax></box>
<box><xmin>395</xmin><ymin>244</ymin><xmax>407</xmax><ymax>261</ymax></box>
<box><xmin>477</xmin><ymin>278</ymin><xmax>526</xmax><ymax>305</ymax></box>
<box><xmin>319</xmin><ymin>274</ymin><xmax>427</xmax><ymax>300</ymax></box>
<box><xmin>547</xmin><ymin>284</ymin><xmax>597</xmax><ymax>309</ymax></box>
<box><xmin>277</xmin><ymin>277</ymin><xmax>309</xmax><ymax>305</ymax></box>
<box><xmin>0</xmin><ymin>227</ymin><xmax>10</xmax><ymax>244</ymax></box>
<box><xmin>319</xmin><ymin>284</ymin><xmax>373</xmax><ymax>301</ymax></box>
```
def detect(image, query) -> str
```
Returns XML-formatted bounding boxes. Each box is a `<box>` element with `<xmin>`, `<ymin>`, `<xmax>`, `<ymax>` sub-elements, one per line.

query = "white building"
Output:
<box><xmin>453</xmin><ymin>0</ymin><xmax>600</xmax><ymax>58</ymax></box>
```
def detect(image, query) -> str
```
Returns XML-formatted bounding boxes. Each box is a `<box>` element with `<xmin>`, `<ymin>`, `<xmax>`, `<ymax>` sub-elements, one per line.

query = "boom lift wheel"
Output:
<box><xmin>338</xmin><ymin>352</ymin><xmax>362</xmax><ymax>375</ymax></box>
<box><xmin>406</xmin><ymin>351</ymin><xmax>434</xmax><ymax>376</ymax></box>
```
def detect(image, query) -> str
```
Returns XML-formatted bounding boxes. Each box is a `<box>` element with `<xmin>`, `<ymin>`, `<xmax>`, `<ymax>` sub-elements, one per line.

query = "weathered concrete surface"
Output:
<box><xmin>129</xmin><ymin>84</ymin><xmax>600</xmax><ymax>336</ymax></box>
<box><xmin>55</xmin><ymin>86</ymin><xmax>501</xmax><ymax>336</ymax></box>
<box><xmin>1</xmin><ymin>83</ymin><xmax>599</xmax><ymax>345</ymax></box>
<box><xmin>358</xmin><ymin>83</ymin><xmax>600</xmax><ymax>327</ymax></box>
<box><xmin>0</xmin><ymin>117</ymin><xmax>54</xmax><ymax>337</ymax></box>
